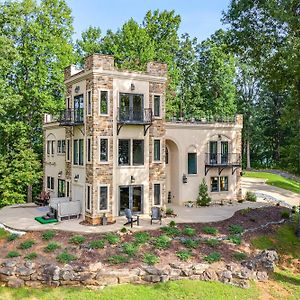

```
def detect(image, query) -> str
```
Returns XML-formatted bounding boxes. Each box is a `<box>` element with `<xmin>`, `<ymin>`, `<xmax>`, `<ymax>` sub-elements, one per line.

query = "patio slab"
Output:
<box><xmin>0</xmin><ymin>201</ymin><xmax>270</xmax><ymax>233</ymax></box>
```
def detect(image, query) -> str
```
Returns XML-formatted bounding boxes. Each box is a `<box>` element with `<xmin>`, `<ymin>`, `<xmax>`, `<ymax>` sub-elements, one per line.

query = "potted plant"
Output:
<box><xmin>101</xmin><ymin>213</ymin><xmax>107</xmax><ymax>226</ymax></box>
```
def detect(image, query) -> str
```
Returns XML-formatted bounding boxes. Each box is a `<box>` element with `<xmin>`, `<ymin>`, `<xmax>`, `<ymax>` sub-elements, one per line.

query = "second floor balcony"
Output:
<box><xmin>59</xmin><ymin>108</ymin><xmax>84</xmax><ymax>126</ymax></box>
<box><xmin>205</xmin><ymin>153</ymin><xmax>241</xmax><ymax>175</ymax></box>
<box><xmin>117</xmin><ymin>107</ymin><xmax>152</xmax><ymax>125</ymax></box>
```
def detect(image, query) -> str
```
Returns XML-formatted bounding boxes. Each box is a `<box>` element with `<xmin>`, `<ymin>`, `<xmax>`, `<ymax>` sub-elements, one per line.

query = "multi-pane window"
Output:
<box><xmin>132</xmin><ymin>140</ymin><xmax>144</xmax><ymax>165</ymax></box>
<box><xmin>58</xmin><ymin>179</ymin><xmax>65</xmax><ymax>197</ymax></box>
<box><xmin>47</xmin><ymin>141</ymin><xmax>51</xmax><ymax>155</ymax></box>
<box><xmin>153</xmin><ymin>139</ymin><xmax>161</xmax><ymax>161</ymax></box>
<box><xmin>87</xmin><ymin>138</ymin><xmax>92</xmax><ymax>163</ymax></box>
<box><xmin>154</xmin><ymin>95</ymin><xmax>161</xmax><ymax>117</ymax></box>
<box><xmin>118</xmin><ymin>139</ymin><xmax>130</xmax><ymax>165</ymax></box>
<box><xmin>73</xmin><ymin>139</ymin><xmax>84</xmax><ymax>165</ymax></box>
<box><xmin>86</xmin><ymin>185</ymin><xmax>92</xmax><ymax>212</ymax></box>
<box><xmin>87</xmin><ymin>90</ymin><xmax>92</xmax><ymax>115</ymax></box>
<box><xmin>66</xmin><ymin>139</ymin><xmax>70</xmax><ymax>161</ymax></box>
<box><xmin>79</xmin><ymin>139</ymin><xmax>84</xmax><ymax>165</ymax></box>
<box><xmin>211</xmin><ymin>177</ymin><xmax>219</xmax><ymax>192</ymax></box>
<box><xmin>118</xmin><ymin>139</ymin><xmax>145</xmax><ymax>166</ymax></box>
<box><xmin>154</xmin><ymin>183</ymin><xmax>161</xmax><ymax>205</ymax></box>
<box><xmin>188</xmin><ymin>153</ymin><xmax>197</xmax><ymax>174</ymax></box>
<box><xmin>73</xmin><ymin>140</ymin><xmax>78</xmax><ymax>165</ymax></box>
<box><xmin>100</xmin><ymin>91</ymin><xmax>108</xmax><ymax>115</ymax></box>
<box><xmin>99</xmin><ymin>186</ymin><xmax>108</xmax><ymax>211</ymax></box>
<box><xmin>100</xmin><ymin>138</ymin><xmax>108</xmax><ymax>162</ymax></box>
<box><xmin>47</xmin><ymin>176</ymin><xmax>54</xmax><ymax>190</ymax></box>
<box><xmin>57</xmin><ymin>140</ymin><xmax>66</xmax><ymax>154</ymax></box>
<box><xmin>211</xmin><ymin>176</ymin><xmax>229</xmax><ymax>192</ymax></box>
<box><xmin>220</xmin><ymin>176</ymin><xmax>228</xmax><ymax>191</ymax></box>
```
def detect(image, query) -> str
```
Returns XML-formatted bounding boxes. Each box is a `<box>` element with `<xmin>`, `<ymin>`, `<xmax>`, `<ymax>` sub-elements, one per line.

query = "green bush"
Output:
<box><xmin>42</xmin><ymin>230</ymin><xmax>56</xmax><ymax>240</ymax></box>
<box><xmin>281</xmin><ymin>210</ymin><xmax>290</xmax><ymax>219</ymax></box>
<box><xmin>229</xmin><ymin>224</ymin><xmax>244</xmax><ymax>235</ymax></box>
<box><xmin>105</xmin><ymin>233</ymin><xmax>120</xmax><ymax>244</ymax></box>
<box><xmin>182</xmin><ymin>227</ymin><xmax>196</xmax><ymax>237</ymax></box>
<box><xmin>161</xmin><ymin>226</ymin><xmax>181</xmax><ymax>236</ymax></box>
<box><xmin>169</xmin><ymin>220</ymin><xmax>176</xmax><ymax>227</ymax></box>
<box><xmin>6</xmin><ymin>251</ymin><xmax>20</xmax><ymax>258</ymax></box>
<box><xmin>134</xmin><ymin>232</ymin><xmax>150</xmax><ymax>244</ymax></box>
<box><xmin>176</xmin><ymin>250</ymin><xmax>192</xmax><ymax>261</ymax></box>
<box><xmin>120</xmin><ymin>227</ymin><xmax>127</xmax><ymax>233</ymax></box>
<box><xmin>228</xmin><ymin>235</ymin><xmax>242</xmax><ymax>245</ymax></box>
<box><xmin>197</xmin><ymin>179</ymin><xmax>212</xmax><ymax>206</ymax></box>
<box><xmin>44</xmin><ymin>242</ymin><xmax>60</xmax><ymax>252</ymax></box>
<box><xmin>19</xmin><ymin>240</ymin><xmax>35</xmax><ymax>250</ymax></box>
<box><xmin>233</xmin><ymin>252</ymin><xmax>247</xmax><ymax>261</ymax></box>
<box><xmin>204</xmin><ymin>252</ymin><xmax>221</xmax><ymax>263</ymax></box>
<box><xmin>25</xmin><ymin>252</ymin><xmax>37</xmax><ymax>260</ymax></box>
<box><xmin>143</xmin><ymin>253</ymin><xmax>160</xmax><ymax>265</ymax></box>
<box><xmin>166</xmin><ymin>208</ymin><xmax>174</xmax><ymax>215</ymax></box>
<box><xmin>7</xmin><ymin>233</ymin><xmax>19</xmax><ymax>242</ymax></box>
<box><xmin>202</xmin><ymin>226</ymin><xmax>218</xmax><ymax>235</ymax></box>
<box><xmin>0</xmin><ymin>228</ymin><xmax>8</xmax><ymax>239</ymax></box>
<box><xmin>108</xmin><ymin>255</ymin><xmax>128</xmax><ymax>264</ymax></box>
<box><xmin>89</xmin><ymin>239</ymin><xmax>105</xmax><ymax>249</ymax></box>
<box><xmin>240</xmin><ymin>207</ymin><xmax>252</xmax><ymax>215</ymax></box>
<box><xmin>245</xmin><ymin>191</ymin><xmax>257</xmax><ymax>202</ymax></box>
<box><xmin>182</xmin><ymin>239</ymin><xmax>199</xmax><ymax>249</ymax></box>
<box><xmin>69</xmin><ymin>235</ymin><xmax>86</xmax><ymax>245</ymax></box>
<box><xmin>154</xmin><ymin>235</ymin><xmax>171</xmax><ymax>249</ymax></box>
<box><xmin>56</xmin><ymin>251</ymin><xmax>77</xmax><ymax>263</ymax></box>
<box><xmin>122</xmin><ymin>243</ymin><xmax>139</xmax><ymax>256</ymax></box>
<box><xmin>205</xmin><ymin>239</ymin><xmax>221</xmax><ymax>247</ymax></box>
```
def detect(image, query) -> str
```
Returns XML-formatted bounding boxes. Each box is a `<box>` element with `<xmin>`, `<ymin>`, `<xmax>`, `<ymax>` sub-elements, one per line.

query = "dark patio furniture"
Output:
<box><xmin>124</xmin><ymin>208</ymin><xmax>140</xmax><ymax>228</ymax></box>
<box><xmin>151</xmin><ymin>207</ymin><xmax>162</xmax><ymax>225</ymax></box>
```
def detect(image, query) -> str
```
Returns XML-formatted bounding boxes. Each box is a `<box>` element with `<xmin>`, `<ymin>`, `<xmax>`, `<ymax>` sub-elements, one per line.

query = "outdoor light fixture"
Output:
<box><xmin>75</xmin><ymin>86</ymin><xmax>80</xmax><ymax>93</ymax></box>
<box><xmin>182</xmin><ymin>174</ymin><xmax>187</xmax><ymax>184</ymax></box>
<box><xmin>130</xmin><ymin>83</ymin><xmax>135</xmax><ymax>91</ymax></box>
<box><xmin>130</xmin><ymin>175</ymin><xmax>135</xmax><ymax>184</ymax></box>
<box><xmin>58</xmin><ymin>171</ymin><xmax>62</xmax><ymax>178</ymax></box>
<box><xmin>218</xmin><ymin>134</ymin><xmax>222</xmax><ymax>140</ymax></box>
<box><xmin>74</xmin><ymin>174</ymin><xmax>79</xmax><ymax>182</ymax></box>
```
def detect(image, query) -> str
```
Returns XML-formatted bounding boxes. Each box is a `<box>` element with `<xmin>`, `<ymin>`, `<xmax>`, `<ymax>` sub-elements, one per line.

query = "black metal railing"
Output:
<box><xmin>117</xmin><ymin>107</ymin><xmax>152</xmax><ymax>124</ymax></box>
<box><xmin>59</xmin><ymin>108</ymin><xmax>84</xmax><ymax>125</ymax></box>
<box><xmin>205</xmin><ymin>153</ymin><xmax>241</xmax><ymax>166</ymax></box>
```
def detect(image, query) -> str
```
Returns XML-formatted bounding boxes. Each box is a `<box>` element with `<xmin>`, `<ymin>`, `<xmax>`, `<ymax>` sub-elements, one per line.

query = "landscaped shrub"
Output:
<box><xmin>120</xmin><ymin>227</ymin><xmax>127</xmax><ymax>233</ymax></box>
<box><xmin>240</xmin><ymin>207</ymin><xmax>252</xmax><ymax>215</ymax></box>
<box><xmin>281</xmin><ymin>210</ymin><xmax>290</xmax><ymax>219</ymax></box>
<box><xmin>204</xmin><ymin>252</ymin><xmax>221</xmax><ymax>263</ymax></box>
<box><xmin>228</xmin><ymin>235</ymin><xmax>242</xmax><ymax>245</ymax></box>
<box><xmin>233</xmin><ymin>252</ymin><xmax>247</xmax><ymax>261</ymax></box>
<box><xmin>176</xmin><ymin>250</ymin><xmax>192</xmax><ymax>261</ymax></box>
<box><xmin>89</xmin><ymin>240</ymin><xmax>105</xmax><ymax>249</ymax></box>
<box><xmin>56</xmin><ymin>251</ymin><xmax>77</xmax><ymax>263</ymax></box>
<box><xmin>44</xmin><ymin>242</ymin><xmax>60</xmax><ymax>253</ymax></box>
<box><xmin>108</xmin><ymin>255</ymin><xmax>128</xmax><ymax>264</ymax></box>
<box><xmin>105</xmin><ymin>233</ymin><xmax>120</xmax><ymax>244</ymax></box>
<box><xmin>197</xmin><ymin>179</ymin><xmax>212</xmax><ymax>206</ymax></box>
<box><xmin>153</xmin><ymin>235</ymin><xmax>171</xmax><ymax>249</ymax></box>
<box><xmin>202</xmin><ymin>226</ymin><xmax>218</xmax><ymax>235</ymax></box>
<box><xmin>0</xmin><ymin>228</ymin><xmax>8</xmax><ymax>239</ymax></box>
<box><xmin>134</xmin><ymin>232</ymin><xmax>150</xmax><ymax>244</ymax></box>
<box><xmin>42</xmin><ymin>230</ymin><xmax>56</xmax><ymax>240</ymax></box>
<box><xmin>205</xmin><ymin>239</ymin><xmax>221</xmax><ymax>247</ymax></box>
<box><xmin>161</xmin><ymin>226</ymin><xmax>181</xmax><ymax>236</ymax></box>
<box><xmin>245</xmin><ymin>191</ymin><xmax>257</xmax><ymax>202</ymax></box>
<box><xmin>182</xmin><ymin>239</ymin><xmax>199</xmax><ymax>249</ymax></box>
<box><xmin>19</xmin><ymin>240</ymin><xmax>35</xmax><ymax>250</ymax></box>
<box><xmin>122</xmin><ymin>243</ymin><xmax>139</xmax><ymax>256</ymax></box>
<box><xmin>25</xmin><ymin>252</ymin><xmax>37</xmax><ymax>260</ymax></box>
<box><xmin>69</xmin><ymin>235</ymin><xmax>85</xmax><ymax>245</ymax></box>
<box><xmin>7</xmin><ymin>233</ymin><xmax>19</xmax><ymax>242</ymax></box>
<box><xmin>166</xmin><ymin>208</ymin><xmax>174</xmax><ymax>215</ymax></box>
<box><xmin>169</xmin><ymin>220</ymin><xmax>176</xmax><ymax>227</ymax></box>
<box><xmin>182</xmin><ymin>227</ymin><xmax>196</xmax><ymax>237</ymax></box>
<box><xmin>229</xmin><ymin>224</ymin><xmax>244</xmax><ymax>235</ymax></box>
<box><xmin>6</xmin><ymin>251</ymin><xmax>20</xmax><ymax>258</ymax></box>
<box><xmin>143</xmin><ymin>253</ymin><xmax>160</xmax><ymax>265</ymax></box>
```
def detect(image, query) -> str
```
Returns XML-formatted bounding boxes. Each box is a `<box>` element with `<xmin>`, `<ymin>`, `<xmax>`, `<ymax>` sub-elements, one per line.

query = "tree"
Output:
<box><xmin>197</xmin><ymin>179</ymin><xmax>212</xmax><ymax>207</ymax></box>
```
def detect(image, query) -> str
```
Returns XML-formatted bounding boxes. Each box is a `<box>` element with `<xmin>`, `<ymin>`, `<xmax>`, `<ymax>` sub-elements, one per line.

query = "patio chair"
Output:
<box><xmin>124</xmin><ymin>208</ymin><xmax>140</xmax><ymax>228</ymax></box>
<box><xmin>151</xmin><ymin>207</ymin><xmax>162</xmax><ymax>225</ymax></box>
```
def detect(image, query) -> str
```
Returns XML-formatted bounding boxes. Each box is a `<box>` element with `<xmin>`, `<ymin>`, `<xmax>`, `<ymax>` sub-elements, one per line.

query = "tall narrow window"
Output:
<box><xmin>154</xmin><ymin>183</ymin><xmax>161</xmax><ymax>205</ymax></box>
<box><xmin>87</xmin><ymin>91</ymin><xmax>92</xmax><ymax>115</ymax></box>
<box><xmin>100</xmin><ymin>91</ymin><xmax>108</xmax><ymax>115</ymax></box>
<box><xmin>220</xmin><ymin>176</ymin><xmax>228</xmax><ymax>191</ymax></box>
<box><xmin>221</xmin><ymin>141</ymin><xmax>229</xmax><ymax>164</ymax></box>
<box><xmin>73</xmin><ymin>140</ymin><xmax>79</xmax><ymax>165</ymax></box>
<box><xmin>100</xmin><ymin>138</ymin><xmax>108</xmax><ymax>162</ymax></box>
<box><xmin>58</xmin><ymin>179</ymin><xmax>65</xmax><ymax>197</ymax></box>
<box><xmin>51</xmin><ymin>141</ymin><xmax>55</xmax><ymax>155</ymax></box>
<box><xmin>47</xmin><ymin>141</ymin><xmax>51</xmax><ymax>155</ymax></box>
<box><xmin>66</xmin><ymin>139</ymin><xmax>70</xmax><ymax>161</ymax></box>
<box><xmin>67</xmin><ymin>97</ymin><xmax>70</xmax><ymax>109</ymax></box>
<box><xmin>209</xmin><ymin>141</ymin><xmax>218</xmax><ymax>164</ymax></box>
<box><xmin>188</xmin><ymin>153</ymin><xmax>197</xmax><ymax>174</ymax></box>
<box><xmin>165</xmin><ymin>147</ymin><xmax>169</xmax><ymax>164</ymax></box>
<box><xmin>79</xmin><ymin>139</ymin><xmax>84</xmax><ymax>165</ymax></box>
<box><xmin>86</xmin><ymin>185</ymin><xmax>92</xmax><ymax>212</ymax></box>
<box><xmin>47</xmin><ymin>176</ymin><xmax>54</xmax><ymax>190</ymax></box>
<box><xmin>211</xmin><ymin>177</ymin><xmax>219</xmax><ymax>192</ymax></box>
<box><xmin>153</xmin><ymin>139</ymin><xmax>161</xmax><ymax>161</ymax></box>
<box><xmin>154</xmin><ymin>95</ymin><xmax>161</xmax><ymax>117</ymax></box>
<box><xmin>87</xmin><ymin>138</ymin><xmax>92</xmax><ymax>163</ymax></box>
<box><xmin>118</xmin><ymin>139</ymin><xmax>130</xmax><ymax>165</ymax></box>
<box><xmin>57</xmin><ymin>140</ymin><xmax>62</xmax><ymax>153</ymax></box>
<box><xmin>61</xmin><ymin>140</ymin><xmax>66</xmax><ymax>153</ymax></box>
<box><xmin>66</xmin><ymin>181</ymin><xmax>70</xmax><ymax>197</ymax></box>
<box><xmin>99</xmin><ymin>186</ymin><xmax>108</xmax><ymax>211</ymax></box>
<box><xmin>132</xmin><ymin>140</ymin><xmax>144</xmax><ymax>165</ymax></box>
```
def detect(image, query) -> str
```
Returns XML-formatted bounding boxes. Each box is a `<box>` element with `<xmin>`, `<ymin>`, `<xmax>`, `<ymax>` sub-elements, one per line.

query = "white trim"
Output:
<box><xmin>152</xmin><ymin>137</ymin><xmax>162</xmax><ymax>163</ymax></box>
<box><xmin>152</xmin><ymin>182</ymin><xmax>163</xmax><ymax>206</ymax></box>
<box><xmin>152</xmin><ymin>93</ymin><xmax>163</xmax><ymax>119</ymax></box>
<box><xmin>86</xmin><ymin>137</ymin><xmax>92</xmax><ymax>164</ymax></box>
<box><xmin>86</xmin><ymin>90</ymin><xmax>92</xmax><ymax>116</ymax></box>
<box><xmin>99</xmin><ymin>136</ymin><xmax>110</xmax><ymax>164</ymax></box>
<box><xmin>99</xmin><ymin>89</ymin><xmax>110</xmax><ymax>116</ymax></box>
<box><xmin>98</xmin><ymin>184</ymin><xmax>110</xmax><ymax>212</ymax></box>
<box><xmin>85</xmin><ymin>184</ymin><xmax>92</xmax><ymax>213</ymax></box>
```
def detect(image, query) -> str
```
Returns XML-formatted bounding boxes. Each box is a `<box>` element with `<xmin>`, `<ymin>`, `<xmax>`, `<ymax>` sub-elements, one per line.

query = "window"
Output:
<box><xmin>209</xmin><ymin>141</ymin><xmax>218</xmax><ymax>164</ymax></box>
<box><xmin>86</xmin><ymin>185</ymin><xmax>92</xmax><ymax>212</ymax></box>
<box><xmin>73</xmin><ymin>139</ymin><xmax>84</xmax><ymax>165</ymax></box>
<box><xmin>211</xmin><ymin>177</ymin><xmax>219</xmax><ymax>192</ymax></box>
<box><xmin>100</xmin><ymin>90</ymin><xmax>108</xmax><ymax>115</ymax></box>
<box><xmin>79</xmin><ymin>139</ymin><xmax>84</xmax><ymax>165</ymax></box>
<box><xmin>87</xmin><ymin>90</ymin><xmax>92</xmax><ymax>115</ymax></box>
<box><xmin>118</xmin><ymin>139</ymin><xmax>130</xmax><ymax>165</ymax></box>
<box><xmin>165</xmin><ymin>147</ymin><xmax>169</xmax><ymax>164</ymax></box>
<box><xmin>99</xmin><ymin>186</ymin><xmax>108</xmax><ymax>211</ymax></box>
<box><xmin>153</xmin><ymin>139</ymin><xmax>161</xmax><ymax>161</ymax></box>
<box><xmin>133</xmin><ymin>140</ymin><xmax>144</xmax><ymax>165</ymax></box>
<box><xmin>119</xmin><ymin>93</ymin><xmax>144</xmax><ymax>122</ymax></box>
<box><xmin>47</xmin><ymin>141</ymin><xmax>51</xmax><ymax>155</ymax></box>
<box><xmin>57</xmin><ymin>140</ymin><xmax>66</xmax><ymax>154</ymax></box>
<box><xmin>154</xmin><ymin>183</ymin><xmax>161</xmax><ymax>205</ymax></box>
<box><xmin>47</xmin><ymin>176</ymin><xmax>54</xmax><ymax>190</ymax></box>
<box><xmin>73</xmin><ymin>140</ymin><xmax>78</xmax><ymax>165</ymax></box>
<box><xmin>58</xmin><ymin>179</ymin><xmax>65</xmax><ymax>197</ymax></box>
<box><xmin>154</xmin><ymin>95</ymin><xmax>161</xmax><ymax>117</ymax></box>
<box><xmin>67</xmin><ymin>97</ymin><xmax>70</xmax><ymax>109</ymax></box>
<box><xmin>100</xmin><ymin>138</ymin><xmax>108</xmax><ymax>162</ymax></box>
<box><xmin>220</xmin><ymin>176</ymin><xmax>228</xmax><ymax>191</ymax></box>
<box><xmin>188</xmin><ymin>153</ymin><xmax>197</xmax><ymax>174</ymax></box>
<box><xmin>66</xmin><ymin>181</ymin><xmax>70</xmax><ymax>197</ymax></box>
<box><xmin>51</xmin><ymin>141</ymin><xmax>55</xmax><ymax>155</ymax></box>
<box><xmin>87</xmin><ymin>137</ymin><xmax>92</xmax><ymax>163</ymax></box>
<box><xmin>66</xmin><ymin>139</ymin><xmax>70</xmax><ymax>161</ymax></box>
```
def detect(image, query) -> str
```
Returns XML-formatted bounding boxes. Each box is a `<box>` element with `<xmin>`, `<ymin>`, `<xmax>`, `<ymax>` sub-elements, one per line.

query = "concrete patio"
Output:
<box><xmin>0</xmin><ymin>201</ymin><xmax>270</xmax><ymax>234</ymax></box>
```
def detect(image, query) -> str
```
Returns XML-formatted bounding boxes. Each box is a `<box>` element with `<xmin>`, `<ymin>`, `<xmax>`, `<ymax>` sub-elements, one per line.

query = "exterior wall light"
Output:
<box><xmin>130</xmin><ymin>175</ymin><xmax>135</xmax><ymax>184</ymax></box>
<box><xmin>74</xmin><ymin>174</ymin><xmax>79</xmax><ymax>182</ymax></box>
<box><xmin>182</xmin><ymin>174</ymin><xmax>187</xmax><ymax>184</ymax></box>
<box><xmin>58</xmin><ymin>171</ymin><xmax>63</xmax><ymax>178</ymax></box>
<box><xmin>130</xmin><ymin>83</ymin><xmax>135</xmax><ymax>91</ymax></box>
<box><xmin>75</xmin><ymin>86</ymin><xmax>80</xmax><ymax>93</ymax></box>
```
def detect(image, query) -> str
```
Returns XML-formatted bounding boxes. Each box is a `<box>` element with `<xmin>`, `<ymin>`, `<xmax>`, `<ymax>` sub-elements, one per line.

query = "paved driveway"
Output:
<box><xmin>241</xmin><ymin>177</ymin><xmax>300</xmax><ymax>207</ymax></box>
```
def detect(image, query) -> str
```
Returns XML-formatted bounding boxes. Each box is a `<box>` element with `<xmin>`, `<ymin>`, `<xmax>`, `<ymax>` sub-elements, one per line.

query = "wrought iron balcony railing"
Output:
<box><xmin>117</xmin><ymin>107</ymin><xmax>152</xmax><ymax>124</ymax></box>
<box><xmin>205</xmin><ymin>153</ymin><xmax>241</xmax><ymax>166</ymax></box>
<box><xmin>59</xmin><ymin>108</ymin><xmax>84</xmax><ymax>126</ymax></box>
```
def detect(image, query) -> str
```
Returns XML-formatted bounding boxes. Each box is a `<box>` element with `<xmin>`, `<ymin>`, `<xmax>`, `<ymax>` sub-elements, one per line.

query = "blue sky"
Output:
<box><xmin>66</xmin><ymin>0</ymin><xmax>231</xmax><ymax>42</ymax></box>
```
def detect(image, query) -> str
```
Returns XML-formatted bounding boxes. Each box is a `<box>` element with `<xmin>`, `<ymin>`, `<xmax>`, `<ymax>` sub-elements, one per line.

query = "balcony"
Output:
<box><xmin>59</xmin><ymin>108</ymin><xmax>84</xmax><ymax>126</ymax></box>
<box><xmin>117</xmin><ymin>107</ymin><xmax>153</xmax><ymax>135</ymax></box>
<box><xmin>205</xmin><ymin>153</ymin><xmax>241</xmax><ymax>175</ymax></box>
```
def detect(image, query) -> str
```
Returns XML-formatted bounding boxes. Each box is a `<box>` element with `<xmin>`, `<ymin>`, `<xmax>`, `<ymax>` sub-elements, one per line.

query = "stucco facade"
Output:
<box><xmin>43</xmin><ymin>54</ymin><xmax>243</xmax><ymax>224</ymax></box>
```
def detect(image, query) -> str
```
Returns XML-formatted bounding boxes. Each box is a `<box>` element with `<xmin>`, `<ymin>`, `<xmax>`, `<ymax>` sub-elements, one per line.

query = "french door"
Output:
<box><xmin>119</xmin><ymin>185</ymin><xmax>143</xmax><ymax>215</ymax></box>
<box><xmin>119</xmin><ymin>93</ymin><xmax>143</xmax><ymax>122</ymax></box>
<box><xmin>209</xmin><ymin>141</ymin><xmax>218</xmax><ymax>164</ymax></box>
<box><xmin>74</xmin><ymin>94</ymin><xmax>84</xmax><ymax>122</ymax></box>
<box><xmin>221</xmin><ymin>141</ymin><xmax>229</xmax><ymax>164</ymax></box>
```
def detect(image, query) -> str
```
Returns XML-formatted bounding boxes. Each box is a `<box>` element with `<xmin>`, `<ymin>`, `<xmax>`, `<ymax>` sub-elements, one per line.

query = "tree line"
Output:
<box><xmin>0</xmin><ymin>0</ymin><xmax>299</xmax><ymax>205</ymax></box>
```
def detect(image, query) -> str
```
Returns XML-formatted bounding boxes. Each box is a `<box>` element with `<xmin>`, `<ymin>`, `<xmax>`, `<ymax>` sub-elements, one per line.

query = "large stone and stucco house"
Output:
<box><xmin>43</xmin><ymin>54</ymin><xmax>243</xmax><ymax>225</ymax></box>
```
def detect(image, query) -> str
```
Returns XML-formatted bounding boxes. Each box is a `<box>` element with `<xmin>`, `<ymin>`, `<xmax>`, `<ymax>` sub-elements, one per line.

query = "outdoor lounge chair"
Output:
<box><xmin>124</xmin><ymin>208</ymin><xmax>140</xmax><ymax>228</ymax></box>
<box><xmin>151</xmin><ymin>206</ymin><xmax>162</xmax><ymax>225</ymax></box>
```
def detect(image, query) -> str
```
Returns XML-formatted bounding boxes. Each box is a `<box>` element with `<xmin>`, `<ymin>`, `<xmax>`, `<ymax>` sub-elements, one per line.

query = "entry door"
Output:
<box><xmin>119</xmin><ymin>93</ymin><xmax>143</xmax><ymax>122</ymax></box>
<box><xmin>209</xmin><ymin>141</ymin><xmax>218</xmax><ymax>164</ymax></box>
<box><xmin>74</xmin><ymin>94</ymin><xmax>84</xmax><ymax>122</ymax></box>
<box><xmin>221</xmin><ymin>142</ymin><xmax>229</xmax><ymax>164</ymax></box>
<box><xmin>119</xmin><ymin>186</ymin><xmax>143</xmax><ymax>215</ymax></box>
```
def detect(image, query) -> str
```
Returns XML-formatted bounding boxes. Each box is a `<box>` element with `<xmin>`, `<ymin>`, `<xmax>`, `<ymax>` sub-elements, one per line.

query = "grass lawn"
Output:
<box><xmin>243</xmin><ymin>171</ymin><xmax>300</xmax><ymax>194</ymax></box>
